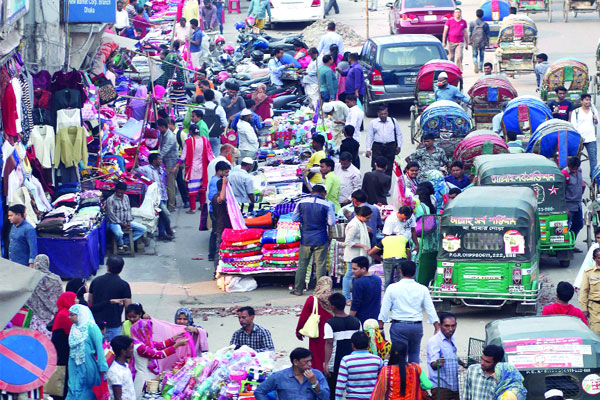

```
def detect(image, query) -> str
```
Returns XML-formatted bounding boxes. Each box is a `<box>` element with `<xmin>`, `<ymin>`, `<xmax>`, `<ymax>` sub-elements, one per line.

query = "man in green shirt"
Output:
<box><xmin>320</xmin><ymin>158</ymin><xmax>341</xmax><ymax>212</ymax></box>
<box><xmin>318</xmin><ymin>55</ymin><xmax>338</xmax><ymax>102</ymax></box>
<box><xmin>191</xmin><ymin>109</ymin><xmax>209</xmax><ymax>138</ymax></box>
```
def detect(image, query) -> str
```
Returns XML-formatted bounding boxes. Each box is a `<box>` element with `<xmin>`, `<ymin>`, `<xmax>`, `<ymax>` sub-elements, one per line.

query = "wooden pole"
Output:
<box><xmin>366</xmin><ymin>1</ymin><xmax>370</xmax><ymax>38</ymax></box>
<box><xmin>146</xmin><ymin>53</ymin><xmax>160</xmax><ymax>120</ymax></box>
<box><xmin>132</xmin><ymin>93</ymin><xmax>153</xmax><ymax>169</ymax></box>
<box><xmin>118</xmin><ymin>93</ymin><xmax>206</xmax><ymax>110</ymax></box>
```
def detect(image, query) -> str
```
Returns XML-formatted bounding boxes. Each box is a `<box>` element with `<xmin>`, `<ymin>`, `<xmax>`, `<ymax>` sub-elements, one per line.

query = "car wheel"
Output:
<box><xmin>364</xmin><ymin>94</ymin><xmax>377</xmax><ymax>118</ymax></box>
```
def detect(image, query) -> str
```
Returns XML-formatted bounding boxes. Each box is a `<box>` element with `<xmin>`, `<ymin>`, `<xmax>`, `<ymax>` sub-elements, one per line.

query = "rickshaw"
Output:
<box><xmin>452</xmin><ymin>131</ymin><xmax>509</xmax><ymax>171</ymax></box>
<box><xmin>563</xmin><ymin>0</ymin><xmax>600</xmax><ymax>22</ymax></box>
<box><xmin>416</xmin><ymin>100</ymin><xmax>473</xmax><ymax>157</ymax></box>
<box><xmin>479</xmin><ymin>316</ymin><xmax>600</xmax><ymax>400</ymax></box>
<box><xmin>540</xmin><ymin>58</ymin><xmax>589</xmax><ymax>108</ymax></box>
<box><xmin>501</xmin><ymin>96</ymin><xmax>553</xmax><ymax>142</ymax></box>
<box><xmin>526</xmin><ymin>119</ymin><xmax>583</xmax><ymax>168</ymax></box>
<box><xmin>480</xmin><ymin>0</ymin><xmax>511</xmax><ymax>48</ymax></box>
<box><xmin>474</xmin><ymin>153</ymin><xmax>575</xmax><ymax>266</ymax></box>
<box><xmin>468</xmin><ymin>74</ymin><xmax>518</xmax><ymax>129</ymax></box>
<box><xmin>495</xmin><ymin>16</ymin><xmax>538</xmax><ymax>76</ymax></box>
<box><xmin>409</xmin><ymin>60</ymin><xmax>462</xmax><ymax>143</ymax></box>
<box><xmin>429</xmin><ymin>186</ymin><xmax>541</xmax><ymax>314</ymax></box>
<box><xmin>515</xmin><ymin>0</ymin><xmax>552</xmax><ymax>21</ymax></box>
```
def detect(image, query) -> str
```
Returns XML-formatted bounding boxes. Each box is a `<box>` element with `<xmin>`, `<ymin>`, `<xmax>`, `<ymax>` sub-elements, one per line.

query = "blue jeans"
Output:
<box><xmin>472</xmin><ymin>47</ymin><xmax>485</xmax><ymax>70</ymax></box>
<box><xmin>158</xmin><ymin>201</ymin><xmax>172</xmax><ymax>237</ymax></box>
<box><xmin>209</xmin><ymin>137</ymin><xmax>221</xmax><ymax>156</ymax></box>
<box><xmin>584</xmin><ymin>141</ymin><xmax>598</xmax><ymax>180</ymax></box>
<box><xmin>324</xmin><ymin>0</ymin><xmax>339</xmax><ymax>15</ymax></box>
<box><xmin>215</xmin><ymin>3</ymin><xmax>224</xmax><ymax>33</ymax></box>
<box><xmin>108</xmin><ymin>221</ymin><xmax>146</xmax><ymax>245</ymax></box>
<box><xmin>104</xmin><ymin>327</ymin><xmax>122</xmax><ymax>342</ymax></box>
<box><xmin>390</xmin><ymin>321</ymin><xmax>423</xmax><ymax>363</ymax></box>
<box><xmin>342</xmin><ymin>262</ymin><xmax>354</xmax><ymax>300</ymax></box>
<box><xmin>568</xmin><ymin>205</ymin><xmax>584</xmax><ymax>241</ymax></box>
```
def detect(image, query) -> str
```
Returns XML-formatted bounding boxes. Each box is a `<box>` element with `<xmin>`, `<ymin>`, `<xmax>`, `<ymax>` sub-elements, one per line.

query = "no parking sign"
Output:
<box><xmin>0</xmin><ymin>328</ymin><xmax>57</xmax><ymax>393</ymax></box>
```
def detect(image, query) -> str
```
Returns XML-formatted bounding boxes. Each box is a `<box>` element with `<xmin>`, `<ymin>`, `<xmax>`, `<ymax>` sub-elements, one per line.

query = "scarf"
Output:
<box><xmin>52</xmin><ymin>292</ymin><xmax>77</xmax><ymax>334</ymax></box>
<box><xmin>313</xmin><ymin>276</ymin><xmax>334</xmax><ymax>315</ymax></box>
<box><xmin>68</xmin><ymin>304</ymin><xmax>96</xmax><ymax>365</ymax></box>
<box><xmin>26</xmin><ymin>254</ymin><xmax>63</xmax><ymax>320</ymax></box>
<box><xmin>493</xmin><ymin>363</ymin><xmax>527</xmax><ymax>400</ymax></box>
<box><xmin>131</xmin><ymin>319</ymin><xmax>161</xmax><ymax>374</ymax></box>
<box><xmin>174</xmin><ymin>307</ymin><xmax>195</xmax><ymax>326</ymax></box>
<box><xmin>251</xmin><ymin>84</ymin><xmax>268</xmax><ymax>106</ymax></box>
<box><xmin>183</xmin><ymin>136</ymin><xmax>214</xmax><ymax>193</ymax></box>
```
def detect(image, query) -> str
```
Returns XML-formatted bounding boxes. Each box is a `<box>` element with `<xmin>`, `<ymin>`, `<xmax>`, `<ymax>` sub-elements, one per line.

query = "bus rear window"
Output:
<box><xmin>462</xmin><ymin>232</ymin><xmax>504</xmax><ymax>251</ymax></box>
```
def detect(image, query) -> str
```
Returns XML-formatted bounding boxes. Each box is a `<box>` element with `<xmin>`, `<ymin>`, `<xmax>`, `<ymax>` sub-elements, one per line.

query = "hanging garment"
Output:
<box><xmin>30</xmin><ymin>125</ymin><xmax>56</xmax><ymax>169</ymax></box>
<box><xmin>1</xmin><ymin>83</ymin><xmax>20</xmax><ymax>143</ymax></box>
<box><xmin>55</xmin><ymin>126</ymin><xmax>88</xmax><ymax>168</ymax></box>
<box><xmin>10</xmin><ymin>77</ymin><xmax>23</xmax><ymax>134</ymax></box>
<box><xmin>56</xmin><ymin>108</ymin><xmax>82</xmax><ymax>132</ymax></box>
<box><xmin>19</xmin><ymin>74</ymin><xmax>34</xmax><ymax>143</ymax></box>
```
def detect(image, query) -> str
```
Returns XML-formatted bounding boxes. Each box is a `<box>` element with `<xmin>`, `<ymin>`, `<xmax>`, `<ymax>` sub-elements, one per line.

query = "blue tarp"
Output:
<box><xmin>480</xmin><ymin>0</ymin><xmax>510</xmax><ymax>21</ymax></box>
<box><xmin>501</xmin><ymin>96</ymin><xmax>553</xmax><ymax>135</ymax></box>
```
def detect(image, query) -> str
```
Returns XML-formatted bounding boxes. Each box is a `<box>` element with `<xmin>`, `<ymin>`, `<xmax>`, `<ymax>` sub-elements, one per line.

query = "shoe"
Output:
<box><xmin>186</xmin><ymin>210</ymin><xmax>196</xmax><ymax>214</ymax></box>
<box><xmin>208</xmin><ymin>256</ymin><xmax>215</xmax><ymax>261</ymax></box>
<box><xmin>166</xmin><ymin>228</ymin><xmax>175</xmax><ymax>237</ymax></box>
<box><xmin>158</xmin><ymin>235</ymin><xmax>173</xmax><ymax>241</ymax></box>
<box><xmin>117</xmin><ymin>245</ymin><xmax>129</xmax><ymax>254</ymax></box>
<box><xmin>474</xmin><ymin>64</ymin><xmax>479</xmax><ymax>73</ymax></box>
<box><xmin>573</xmin><ymin>248</ymin><xmax>583</xmax><ymax>253</ymax></box>
<box><xmin>184</xmin><ymin>202</ymin><xmax>190</xmax><ymax>208</ymax></box>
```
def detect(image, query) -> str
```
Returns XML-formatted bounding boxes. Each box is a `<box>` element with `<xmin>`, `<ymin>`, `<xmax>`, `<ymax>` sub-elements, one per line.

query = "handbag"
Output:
<box><xmin>43</xmin><ymin>365</ymin><xmax>66</xmax><ymax>396</ymax></box>
<box><xmin>298</xmin><ymin>297</ymin><xmax>320</xmax><ymax>339</ymax></box>
<box><xmin>94</xmin><ymin>75</ymin><xmax>118</xmax><ymax>105</ymax></box>
<box><xmin>415</xmin><ymin>205</ymin><xmax>435</xmax><ymax>236</ymax></box>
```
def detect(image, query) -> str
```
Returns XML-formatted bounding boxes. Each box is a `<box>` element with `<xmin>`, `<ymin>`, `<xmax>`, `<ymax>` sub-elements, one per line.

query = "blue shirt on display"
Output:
<box><xmin>281</xmin><ymin>53</ymin><xmax>301</xmax><ymax>68</ymax></box>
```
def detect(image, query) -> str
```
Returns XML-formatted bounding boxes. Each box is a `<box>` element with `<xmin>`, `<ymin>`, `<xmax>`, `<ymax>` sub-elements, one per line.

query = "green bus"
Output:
<box><xmin>473</xmin><ymin>153</ymin><xmax>574</xmax><ymax>267</ymax></box>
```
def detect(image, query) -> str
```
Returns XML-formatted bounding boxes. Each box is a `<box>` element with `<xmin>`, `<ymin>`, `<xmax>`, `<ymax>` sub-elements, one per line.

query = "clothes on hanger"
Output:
<box><xmin>56</xmin><ymin>108</ymin><xmax>82</xmax><ymax>132</ymax></box>
<box><xmin>55</xmin><ymin>126</ymin><xmax>88</xmax><ymax>169</ymax></box>
<box><xmin>30</xmin><ymin>125</ymin><xmax>55</xmax><ymax>169</ymax></box>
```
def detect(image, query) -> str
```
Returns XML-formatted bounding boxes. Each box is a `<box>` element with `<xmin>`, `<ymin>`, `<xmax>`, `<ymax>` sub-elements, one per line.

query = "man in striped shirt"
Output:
<box><xmin>335</xmin><ymin>331</ymin><xmax>383</xmax><ymax>400</ymax></box>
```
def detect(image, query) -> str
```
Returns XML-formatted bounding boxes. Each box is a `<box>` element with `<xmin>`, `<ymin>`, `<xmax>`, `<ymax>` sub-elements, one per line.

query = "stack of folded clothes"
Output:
<box><xmin>37</xmin><ymin>190</ymin><xmax>106</xmax><ymax>237</ymax></box>
<box><xmin>218</xmin><ymin>229</ymin><xmax>265</xmax><ymax>273</ymax></box>
<box><xmin>260</xmin><ymin>221</ymin><xmax>301</xmax><ymax>271</ymax></box>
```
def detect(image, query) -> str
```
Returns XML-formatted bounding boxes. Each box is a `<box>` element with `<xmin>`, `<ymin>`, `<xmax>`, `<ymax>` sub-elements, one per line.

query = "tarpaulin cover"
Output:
<box><xmin>416</xmin><ymin>60</ymin><xmax>462</xmax><ymax>91</ymax></box>
<box><xmin>501</xmin><ymin>96</ymin><xmax>552</xmax><ymax>135</ymax></box>
<box><xmin>526</xmin><ymin>119</ymin><xmax>583</xmax><ymax>167</ymax></box>
<box><xmin>38</xmin><ymin>220</ymin><xmax>107</xmax><ymax>279</ymax></box>
<box><xmin>0</xmin><ymin>261</ymin><xmax>43</xmax><ymax>329</ymax></box>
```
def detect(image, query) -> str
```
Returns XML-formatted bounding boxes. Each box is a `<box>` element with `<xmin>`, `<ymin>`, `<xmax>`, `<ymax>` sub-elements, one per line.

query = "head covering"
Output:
<box><xmin>26</xmin><ymin>255</ymin><xmax>63</xmax><ymax>321</ymax></box>
<box><xmin>240</xmin><ymin>108</ymin><xmax>252</xmax><ymax>116</ymax></box>
<box><xmin>493</xmin><ymin>362</ymin><xmax>527</xmax><ymax>400</ymax></box>
<box><xmin>251</xmin><ymin>83</ymin><xmax>268</xmax><ymax>105</ymax></box>
<box><xmin>68</xmin><ymin>305</ymin><xmax>97</xmax><ymax>365</ymax></box>
<box><xmin>322</xmin><ymin>103</ymin><xmax>334</xmax><ymax>113</ymax></box>
<box><xmin>53</xmin><ymin>292</ymin><xmax>77</xmax><ymax>334</ymax></box>
<box><xmin>544</xmin><ymin>389</ymin><xmax>563</xmax><ymax>399</ymax></box>
<box><xmin>131</xmin><ymin>320</ymin><xmax>160</xmax><ymax>374</ymax></box>
<box><xmin>313</xmin><ymin>276</ymin><xmax>333</xmax><ymax>315</ymax></box>
<box><xmin>363</xmin><ymin>318</ymin><xmax>391</xmax><ymax>359</ymax></box>
<box><xmin>241</xmin><ymin>157</ymin><xmax>254</xmax><ymax>165</ymax></box>
<box><xmin>174</xmin><ymin>307</ymin><xmax>194</xmax><ymax>326</ymax></box>
<box><xmin>438</xmin><ymin>71</ymin><xmax>448</xmax><ymax>79</ymax></box>
<box><xmin>66</xmin><ymin>278</ymin><xmax>88</xmax><ymax>306</ymax></box>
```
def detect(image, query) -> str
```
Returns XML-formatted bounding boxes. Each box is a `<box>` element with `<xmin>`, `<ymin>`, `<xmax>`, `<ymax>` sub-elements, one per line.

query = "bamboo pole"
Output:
<box><xmin>366</xmin><ymin>1</ymin><xmax>370</xmax><ymax>38</ymax></box>
<box><xmin>132</xmin><ymin>93</ymin><xmax>153</xmax><ymax>170</ymax></box>
<box><xmin>146</xmin><ymin>53</ymin><xmax>160</xmax><ymax>120</ymax></box>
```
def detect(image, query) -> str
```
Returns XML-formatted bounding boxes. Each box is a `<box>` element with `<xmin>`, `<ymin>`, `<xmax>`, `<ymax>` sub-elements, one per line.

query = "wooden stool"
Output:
<box><xmin>228</xmin><ymin>0</ymin><xmax>241</xmax><ymax>14</ymax></box>
<box><xmin>112</xmin><ymin>228</ymin><xmax>135</xmax><ymax>257</ymax></box>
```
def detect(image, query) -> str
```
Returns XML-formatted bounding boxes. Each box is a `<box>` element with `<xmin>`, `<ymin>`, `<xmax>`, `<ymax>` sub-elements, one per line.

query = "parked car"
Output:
<box><xmin>268</xmin><ymin>0</ymin><xmax>324</xmax><ymax>26</ymax></box>
<box><xmin>387</xmin><ymin>0</ymin><xmax>461</xmax><ymax>36</ymax></box>
<box><xmin>359</xmin><ymin>34</ymin><xmax>447</xmax><ymax>117</ymax></box>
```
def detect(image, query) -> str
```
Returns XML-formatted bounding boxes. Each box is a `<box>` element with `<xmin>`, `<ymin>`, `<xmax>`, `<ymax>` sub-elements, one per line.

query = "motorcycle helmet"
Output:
<box><xmin>245</xmin><ymin>16</ymin><xmax>256</xmax><ymax>26</ymax></box>
<box><xmin>223</xmin><ymin>45</ymin><xmax>235</xmax><ymax>55</ymax></box>
<box><xmin>215</xmin><ymin>36</ymin><xmax>225</xmax><ymax>46</ymax></box>
<box><xmin>219</xmin><ymin>53</ymin><xmax>232</xmax><ymax>65</ymax></box>
<box><xmin>251</xmin><ymin>50</ymin><xmax>264</xmax><ymax>62</ymax></box>
<box><xmin>217</xmin><ymin>71</ymin><xmax>231</xmax><ymax>83</ymax></box>
<box><xmin>235</xmin><ymin>21</ymin><xmax>246</xmax><ymax>31</ymax></box>
<box><xmin>254</xmin><ymin>41</ymin><xmax>268</xmax><ymax>50</ymax></box>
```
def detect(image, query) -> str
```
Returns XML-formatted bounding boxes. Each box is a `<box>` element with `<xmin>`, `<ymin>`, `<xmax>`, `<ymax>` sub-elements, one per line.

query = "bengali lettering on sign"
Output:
<box><xmin>489</xmin><ymin>171</ymin><xmax>556</xmax><ymax>184</ymax></box>
<box><xmin>448</xmin><ymin>215</ymin><xmax>517</xmax><ymax>226</ymax></box>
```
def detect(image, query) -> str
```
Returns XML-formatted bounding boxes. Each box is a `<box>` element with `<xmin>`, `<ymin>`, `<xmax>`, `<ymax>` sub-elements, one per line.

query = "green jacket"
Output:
<box><xmin>318</xmin><ymin>65</ymin><xmax>338</xmax><ymax>99</ymax></box>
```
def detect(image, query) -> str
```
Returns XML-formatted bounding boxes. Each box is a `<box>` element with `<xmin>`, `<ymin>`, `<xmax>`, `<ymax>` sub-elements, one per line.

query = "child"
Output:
<box><xmin>122</xmin><ymin>303</ymin><xmax>150</xmax><ymax>337</ymax></box>
<box><xmin>340</xmin><ymin>125</ymin><xmax>360</xmax><ymax>169</ymax></box>
<box><xmin>542</xmin><ymin>281</ymin><xmax>588</xmax><ymax>325</ymax></box>
<box><xmin>444</xmin><ymin>160</ymin><xmax>470</xmax><ymax>189</ymax></box>
<box><xmin>506</xmin><ymin>130</ymin><xmax>524</xmax><ymax>153</ymax></box>
<box><xmin>107</xmin><ymin>335</ymin><xmax>136</xmax><ymax>400</ymax></box>
<box><xmin>448</xmin><ymin>187</ymin><xmax>462</xmax><ymax>200</ymax></box>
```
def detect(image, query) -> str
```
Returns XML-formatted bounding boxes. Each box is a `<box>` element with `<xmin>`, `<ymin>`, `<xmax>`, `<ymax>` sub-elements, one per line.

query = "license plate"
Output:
<box><xmin>550</xmin><ymin>235</ymin><xmax>565</xmax><ymax>243</ymax></box>
<box><xmin>508</xmin><ymin>285</ymin><xmax>525</xmax><ymax>293</ymax></box>
<box><xmin>441</xmin><ymin>284</ymin><xmax>457</xmax><ymax>292</ymax></box>
<box><xmin>405</xmin><ymin>76</ymin><xmax>416</xmax><ymax>84</ymax></box>
<box><xmin>424</xmin><ymin>15</ymin><xmax>437</xmax><ymax>21</ymax></box>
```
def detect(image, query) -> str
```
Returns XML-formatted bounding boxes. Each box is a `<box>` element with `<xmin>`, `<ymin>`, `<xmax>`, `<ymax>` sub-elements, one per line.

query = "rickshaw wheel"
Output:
<box><xmin>409</xmin><ymin>106</ymin><xmax>416</xmax><ymax>144</ymax></box>
<box><xmin>559</xmin><ymin>259</ymin><xmax>571</xmax><ymax>268</ymax></box>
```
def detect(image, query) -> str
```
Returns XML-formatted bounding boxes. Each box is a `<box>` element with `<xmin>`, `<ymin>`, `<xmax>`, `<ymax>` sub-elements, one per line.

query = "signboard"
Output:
<box><xmin>5</xmin><ymin>0</ymin><xmax>27</xmax><ymax>25</ymax></box>
<box><xmin>66</xmin><ymin>0</ymin><xmax>116</xmax><ymax>24</ymax></box>
<box><xmin>0</xmin><ymin>328</ymin><xmax>57</xmax><ymax>392</ymax></box>
<box><xmin>504</xmin><ymin>337</ymin><xmax>591</xmax><ymax>370</ymax></box>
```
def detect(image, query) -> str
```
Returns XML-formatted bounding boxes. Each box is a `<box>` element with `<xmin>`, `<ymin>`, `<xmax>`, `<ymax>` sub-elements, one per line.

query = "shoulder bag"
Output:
<box><xmin>298</xmin><ymin>296</ymin><xmax>320</xmax><ymax>339</ymax></box>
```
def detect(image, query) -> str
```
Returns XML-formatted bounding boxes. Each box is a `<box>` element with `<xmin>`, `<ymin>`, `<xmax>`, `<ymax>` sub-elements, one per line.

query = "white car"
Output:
<box><xmin>269</xmin><ymin>0</ymin><xmax>325</xmax><ymax>25</ymax></box>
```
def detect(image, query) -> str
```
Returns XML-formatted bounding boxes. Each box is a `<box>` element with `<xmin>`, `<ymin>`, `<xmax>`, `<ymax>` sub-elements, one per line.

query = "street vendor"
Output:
<box><xmin>106</xmin><ymin>182</ymin><xmax>147</xmax><ymax>253</ymax></box>
<box><xmin>434</xmin><ymin>72</ymin><xmax>470</xmax><ymax>104</ymax></box>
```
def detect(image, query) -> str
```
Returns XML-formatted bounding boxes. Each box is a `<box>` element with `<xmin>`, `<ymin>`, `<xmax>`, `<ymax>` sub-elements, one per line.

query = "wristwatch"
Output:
<box><xmin>311</xmin><ymin>382</ymin><xmax>319</xmax><ymax>389</ymax></box>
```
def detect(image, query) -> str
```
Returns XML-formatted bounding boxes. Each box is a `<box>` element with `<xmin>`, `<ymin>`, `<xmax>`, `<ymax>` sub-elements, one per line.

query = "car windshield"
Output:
<box><xmin>379</xmin><ymin>45</ymin><xmax>443</xmax><ymax>68</ymax></box>
<box><xmin>404</xmin><ymin>0</ymin><xmax>454</xmax><ymax>7</ymax></box>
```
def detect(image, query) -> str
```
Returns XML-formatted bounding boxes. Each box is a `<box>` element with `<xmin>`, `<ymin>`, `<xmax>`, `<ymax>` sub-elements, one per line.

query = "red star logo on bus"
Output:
<box><xmin>548</xmin><ymin>185</ymin><xmax>558</xmax><ymax>195</ymax></box>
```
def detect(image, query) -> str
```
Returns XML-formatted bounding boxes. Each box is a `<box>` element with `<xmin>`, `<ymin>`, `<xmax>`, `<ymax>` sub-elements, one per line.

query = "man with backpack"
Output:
<box><xmin>469</xmin><ymin>9</ymin><xmax>490</xmax><ymax>74</ymax></box>
<box><xmin>203</xmin><ymin>89</ymin><xmax>227</xmax><ymax>155</ymax></box>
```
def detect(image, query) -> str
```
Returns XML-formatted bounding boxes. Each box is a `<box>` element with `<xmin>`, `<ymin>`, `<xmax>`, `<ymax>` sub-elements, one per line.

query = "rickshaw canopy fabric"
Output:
<box><xmin>418</xmin><ymin>100</ymin><xmax>473</xmax><ymax>138</ymax></box>
<box><xmin>542</xmin><ymin>57</ymin><xmax>589</xmax><ymax>92</ymax></box>
<box><xmin>474</xmin><ymin>153</ymin><xmax>567</xmax><ymax>214</ymax></box>
<box><xmin>452</xmin><ymin>132</ymin><xmax>509</xmax><ymax>171</ymax></box>
<box><xmin>468</xmin><ymin>75</ymin><xmax>518</xmax><ymax>107</ymax></box>
<box><xmin>497</xmin><ymin>15</ymin><xmax>538</xmax><ymax>44</ymax></box>
<box><xmin>501</xmin><ymin>96</ymin><xmax>553</xmax><ymax>135</ymax></box>
<box><xmin>439</xmin><ymin>186</ymin><xmax>537</xmax><ymax>261</ymax></box>
<box><xmin>526</xmin><ymin>119</ymin><xmax>583</xmax><ymax>167</ymax></box>
<box><xmin>416</xmin><ymin>60</ymin><xmax>462</xmax><ymax>91</ymax></box>
<box><xmin>480</xmin><ymin>0</ymin><xmax>511</xmax><ymax>21</ymax></box>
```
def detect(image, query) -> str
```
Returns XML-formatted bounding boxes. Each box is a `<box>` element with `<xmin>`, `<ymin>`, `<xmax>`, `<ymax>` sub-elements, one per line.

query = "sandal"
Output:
<box><xmin>186</xmin><ymin>210</ymin><xmax>196</xmax><ymax>214</ymax></box>
<box><xmin>290</xmin><ymin>290</ymin><xmax>303</xmax><ymax>296</ymax></box>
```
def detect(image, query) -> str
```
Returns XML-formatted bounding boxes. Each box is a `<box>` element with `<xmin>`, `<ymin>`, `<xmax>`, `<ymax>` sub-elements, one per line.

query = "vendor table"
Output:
<box><xmin>38</xmin><ymin>219</ymin><xmax>107</xmax><ymax>279</ymax></box>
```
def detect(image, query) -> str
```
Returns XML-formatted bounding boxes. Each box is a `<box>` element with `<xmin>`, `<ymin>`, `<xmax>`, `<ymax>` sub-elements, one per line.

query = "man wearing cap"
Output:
<box><xmin>544</xmin><ymin>390</ymin><xmax>564</xmax><ymax>400</ymax></box>
<box><xmin>228</xmin><ymin>157</ymin><xmax>256</xmax><ymax>205</ymax></box>
<box><xmin>366</xmin><ymin>105</ymin><xmax>402</xmax><ymax>176</ymax></box>
<box><xmin>143</xmin><ymin>2</ymin><xmax>153</xmax><ymax>21</ymax></box>
<box><xmin>434</xmin><ymin>72</ymin><xmax>470</xmax><ymax>104</ymax></box>
<box><xmin>237</xmin><ymin>109</ymin><xmax>259</xmax><ymax>161</ymax></box>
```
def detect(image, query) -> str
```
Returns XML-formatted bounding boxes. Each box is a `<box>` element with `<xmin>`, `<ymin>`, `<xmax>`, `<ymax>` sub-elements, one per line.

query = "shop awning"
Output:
<box><xmin>0</xmin><ymin>259</ymin><xmax>43</xmax><ymax>328</ymax></box>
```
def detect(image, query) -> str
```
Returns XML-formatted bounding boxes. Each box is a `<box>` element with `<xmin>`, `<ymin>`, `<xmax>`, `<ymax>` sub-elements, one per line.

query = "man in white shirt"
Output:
<box><xmin>107</xmin><ymin>335</ymin><xmax>136</xmax><ymax>400</ymax></box>
<box><xmin>174</xmin><ymin>17</ymin><xmax>191</xmax><ymax>44</ymax></box>
<box><xmin>302</xmin><ymin>48</ymin><xmax>320</xmax><ymax>108</ymax></box>
<box><xmin>378</xmin><ymin>260</ymin><xmax>440</xmax><ymax>363</ymax></box>
<box><xmin>344</xmin><ymin>94</ymin><xmax>364</xmax><ymax>141</ymax></box>
<box><xmin>335</xmin><ymin>152</ymin><xmax>362</xmax><ymax>207</ymax></box>
<box><xmin>365</xmin><ymin>105</ymin><xmax>402</xmax><ymax>175</ymax></box>
<box><xmin>228</xmin><ymin>157</ymin><xmax>256</xmax><ymax>204</ymax></box>
<box><xmin>115</xmin><ymin>1</ymin><xmax>130</xmax><ymax>33</ymax></box>
<box><xmin>317</xmin><ymin>22</ymin><xmax>344</xmax><ymax>56</ymax></box>
<box><xmin>237</xmin><ymin>109</ymin><xmax>259</xmax><ymax>160</ymax></box>
<box><xmin>268</xmin><ymin>49</ymin><xmax>292</xmax><ymax>87</ymax></box>
<box><xmin>571</xmin><ymin>93</ymin><xmax>598</xmax><ymax>180</ymax></box>
<box><xmin>382</xmin><ymin>206</ymin><xmax>418</xmax><ymax>251</ymax></box>
<box><xmin>323</xmin><ymin>101</ymin><xmax>349</xmax><ymax>125</ymax></box>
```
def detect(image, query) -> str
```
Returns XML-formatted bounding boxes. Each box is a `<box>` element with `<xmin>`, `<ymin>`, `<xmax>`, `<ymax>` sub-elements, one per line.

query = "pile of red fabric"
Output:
<box><xmin>219</xmin><ymin>229</ymin><xmax>265</xmax><ymax>272</ymax></box>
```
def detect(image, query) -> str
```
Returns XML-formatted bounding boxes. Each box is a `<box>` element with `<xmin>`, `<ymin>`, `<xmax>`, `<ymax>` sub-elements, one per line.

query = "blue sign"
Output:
<box><xmin>66</xmin><ymin>0</ymin><xmax>117</xmax><ymax>23</ymax></box>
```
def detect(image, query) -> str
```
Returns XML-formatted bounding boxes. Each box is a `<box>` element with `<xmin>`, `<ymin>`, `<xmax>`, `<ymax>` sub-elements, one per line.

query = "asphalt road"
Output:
<box><xmin>113</xmin><ymin>0</ymin><xmax>600</xmax><ymax>353</ymax></box>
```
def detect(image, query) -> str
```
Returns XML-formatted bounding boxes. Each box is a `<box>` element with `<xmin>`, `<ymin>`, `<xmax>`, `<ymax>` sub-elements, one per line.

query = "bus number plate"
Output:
<box><xmin>441</xmin><ymin>284</ymin><xmax>457</xmax><ymax>292</ymax></box>
<box><xmin>508</xmin><ymin>285</ymin><xmax>525</xmax><ymax>293</ymax></box>
<box><xmin>549</xmin><ymin>236</ymin><xmax>564</xmax><ymax>243</ymax></box>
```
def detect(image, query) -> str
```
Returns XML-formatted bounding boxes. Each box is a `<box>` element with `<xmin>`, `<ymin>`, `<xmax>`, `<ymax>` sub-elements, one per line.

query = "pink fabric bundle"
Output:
<box><xmin>150</xmin><ymin>318</ymin><xmax>209</xmax><ymax>372</ymax></box>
